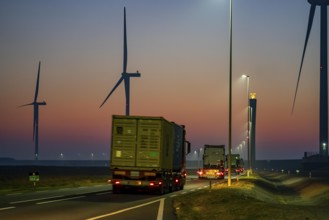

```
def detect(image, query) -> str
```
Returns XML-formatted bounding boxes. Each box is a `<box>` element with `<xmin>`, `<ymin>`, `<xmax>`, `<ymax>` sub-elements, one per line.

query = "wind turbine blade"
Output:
<box><xmin>18</xmin><ymin>102</ymin><xmax>34</xmax><ymax>107</ymax></box>
<box><xmin>34</xmin><ymin>61</ymin><xmax>41</xmax><ymax>102</ymax></box>
<box><xmin>123</xmin><ymin>7</ymin><xmax>127</xmax><ymax>73</ymax></box>
<box><xmin>100</xmin><ymin>76</ymin><xmax>124</xmax><ymax>108</ymax></box>
<box><xmin>292</xmin><ymin>4</ymin><xmax>316</xmax><ymax>114</ymax></box>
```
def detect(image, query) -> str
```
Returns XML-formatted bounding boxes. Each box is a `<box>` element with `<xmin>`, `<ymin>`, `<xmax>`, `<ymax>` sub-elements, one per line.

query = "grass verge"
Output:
<box><xmin>173</xmin><ymin>175</ymin><xmax>329</xmax><ymax>220</ymax></box>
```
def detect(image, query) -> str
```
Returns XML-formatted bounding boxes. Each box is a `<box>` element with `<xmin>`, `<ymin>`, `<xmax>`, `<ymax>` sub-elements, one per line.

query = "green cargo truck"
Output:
<box><xmin>109</xmin><ymin>115</ymin><xmax>190</xmax><ymax>194</ymax></box>
<box><xmin>197</xmin><ymin>145</ymin><xmax>225</xmax><ymax>179</ymax></box>
<box><xmin>225</xmin><ymin>154</ymin><xmax>244</xmax><ymax>174</ymax></box>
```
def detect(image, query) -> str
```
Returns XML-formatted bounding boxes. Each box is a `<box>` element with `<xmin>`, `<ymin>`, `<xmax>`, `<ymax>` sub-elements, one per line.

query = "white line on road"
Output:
<box><xmin>86</xmin><ymin>199</ymin><xmax>163</xmax><ymax>220</ymax></box>
<box><xmin>6</xmin><ymin>193</ymin><xmax>22</xmax><ymax>196</ymax></box>
<box><xmin>156</xmin><ymin>198</ymin><xmax>165</xmax><ymax>220</ymax></box>
<box><xmin>36</xmin><ymin>196</ymin><xmax>85</xmax><ymax>205</ymax></box>
<box><xmin>96</xmin><ymin>192</ymin><xmax>111</xmax><ymax>196</ymax></box>
<box><xmin>169</xmin><ymin>194</ymin><xmax>177</xmax><ymax>198</ymax></box>
<box><xmin>36</xmin><ymin>190</ymin><xmax>49</xmax><ymax>193</ymax></box>
<box><xmin>0</xmin><ymin>207</ymin><xmax>15</xmax><ymax>211</ymax></box>
<box><xmin>10</xmin><ymin>195</ymin><xmax>64</xmax><ymax>204</ymax></box>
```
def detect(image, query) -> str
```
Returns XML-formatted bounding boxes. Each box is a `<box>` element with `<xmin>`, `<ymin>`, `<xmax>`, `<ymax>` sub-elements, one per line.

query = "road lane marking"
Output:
<box><xmin>36</xmin><ymin>190</ymin><xmax>49</xmax><ymax>193</ymax></box>
<box><xmin>0</xmin><ymin>207</ymin><xmax>15</xmax><ymax>211</ymax></box>
<box><xmin>156</xmin><ymin>198</ymin><xmax>165</xmax><ymax>220</ymax></box>
<box><xmin>86</xmin><ymin>199</ymin><xmax>162</xmax><ymax>220</ymax></box>
<box><xmin>96</xmin><ymin>192</ymin><xmax>111</xmax><ymax>196</ymax></box>
<box><xmin>7</xmin><ymin>193</ymin><xmax>22</xmax><ymax>196</ymax></box>
<box><xmin>36</xmin><ymin>196</ymin><xmax>85</xmax><ymax>205</ymax></box>
<box><xmin>10</xmin><ymin>195</ymin><xmax>64</xmax><ymax>204</ymax></box>
<box><xmin>59</xmin><ymin>188</ymin><xmax>70</xmax><ymax>191</ymax></box>
<box><xmin>169</xmin><ymin>194</ymin><xmax>177</xmax><ymax>197</ymax></box>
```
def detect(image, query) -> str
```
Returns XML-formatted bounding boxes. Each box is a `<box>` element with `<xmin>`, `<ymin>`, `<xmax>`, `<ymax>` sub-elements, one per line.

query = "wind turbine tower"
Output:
<box><xmin>21</xmin><ymin>61</ymin><xmax>46</xmax><ymax>160</ymax></box>
<box><xmin>293</xmin><ymin>0</ymin><xmax>329</xmax><ymax>157</ymax></box>
<box><xmin>100</xmin><ymin>7</ymin><xmax>141</xmax><ymax>115</ymax></box>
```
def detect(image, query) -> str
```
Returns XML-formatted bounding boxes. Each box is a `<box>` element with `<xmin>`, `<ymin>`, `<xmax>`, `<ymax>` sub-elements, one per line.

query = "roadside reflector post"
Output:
<box><xmin>309</xmin><ymin>171</ymin><xmax>312</xmax><ymax>179</ymax></box>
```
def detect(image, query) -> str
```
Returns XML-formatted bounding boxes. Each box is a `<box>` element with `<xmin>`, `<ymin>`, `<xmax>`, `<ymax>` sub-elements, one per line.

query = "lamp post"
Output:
<box><xmin>228</xmin><ymin>0</ymin><xmax>233</xmax><ymax>187</ymax></box>
<box><xmin>242</xmin><ymin>74</ymin><xmax>250</xmax><ymax>174</ymax></box>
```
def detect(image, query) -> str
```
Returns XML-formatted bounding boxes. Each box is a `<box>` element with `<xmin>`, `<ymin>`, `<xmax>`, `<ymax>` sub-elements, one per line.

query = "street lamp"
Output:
<box><xmin>199</xmin><ymin>148</ymin><xmax>203</xmax><ymax>167</ymax></box>
<box><xmin>322</xmin><ymin>142</ymin><xmax>327</xmax><ymax>151</ymax></box>
<box><xmin>228</xmin><ymin>0</ymin><xmax>233</xmax><ymax>187</ymax></box>
<box><xmin>194</xmin><ymin>151</ymin><xmax>198</xmax><ymax>168</ymax></box>
<box><xmin>242</xmin><ymin>74</ymin><xmax>251</xmax><ymax>173</ymax></box>
<box><xmin>242</xmin><ymin>141</ymin><xmax>246</xmax><ymax>160</ymax></box>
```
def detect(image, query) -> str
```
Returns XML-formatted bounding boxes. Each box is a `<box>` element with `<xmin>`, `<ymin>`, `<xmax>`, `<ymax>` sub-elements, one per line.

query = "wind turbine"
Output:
<box><xmin>292</xmin><ymin>0</ymin><xmax>328</xmax><ymax>156</ymax></box>
<box><xmin>100</xmin><ymin>7</ymin><xmax>141</xmax><ymax>115</ymax></box>
<box><xmin>21</xmin><ymin>61</ymin><xmax>46</xmax><ymax>160</ymax></box>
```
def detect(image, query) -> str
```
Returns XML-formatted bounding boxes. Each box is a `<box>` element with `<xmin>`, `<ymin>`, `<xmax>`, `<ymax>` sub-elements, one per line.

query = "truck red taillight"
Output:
<box><xmin>114</xmin><ymin>180</ymin><xmax>121</xmax><ymax>185</ymax></box>
<box><xmin>175</xmin><ymin>179</ymin><xmax>179</xmax><ymax>183</ymax></box>
<box><xmin>149</xmin><ymin>181</ymin><xmax>162</xmax><ymax>187</ymax></box>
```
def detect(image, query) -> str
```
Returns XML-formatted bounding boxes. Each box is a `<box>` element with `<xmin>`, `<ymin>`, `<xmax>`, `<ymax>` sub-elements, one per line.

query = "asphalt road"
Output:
<box><xmin>0</xmin><ymin>177</ymin><xmax>222</xmax><ymax>220</ymax></box>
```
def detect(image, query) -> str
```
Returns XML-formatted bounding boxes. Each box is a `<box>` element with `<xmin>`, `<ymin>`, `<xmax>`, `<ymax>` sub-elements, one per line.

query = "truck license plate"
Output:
<box><xmin>129</xmin><ymin>180</ymin><xmax>141</xmax><ymax>185</ymax></box>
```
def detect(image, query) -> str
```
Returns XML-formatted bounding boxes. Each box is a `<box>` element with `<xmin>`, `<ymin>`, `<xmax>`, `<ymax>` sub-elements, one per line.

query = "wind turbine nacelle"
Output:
<box><xmin>38</xmin><ymin>101</ymin><xmax>47</xmax><ymax>105</ymax></box>
<box><xmin>308</xmin><ymin>0</ymin><xmax>329</xmax><ymax>6</ymax></box>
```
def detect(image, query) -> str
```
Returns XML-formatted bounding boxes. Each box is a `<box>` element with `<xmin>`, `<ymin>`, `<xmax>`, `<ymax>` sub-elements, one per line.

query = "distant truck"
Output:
<box><xmin>225</xmin><ymin>154</ymin><xmax>244</xmax><ymax>174</ymax></box>
<box><xmin>109</xmin><ymin>115</ymin><xmax>190</xmax><ymax>194</ymax></box>
<box><xmin>197</xmin><ymin>145</ymin><xmax>225</xmax><ymax>179</ymax></box>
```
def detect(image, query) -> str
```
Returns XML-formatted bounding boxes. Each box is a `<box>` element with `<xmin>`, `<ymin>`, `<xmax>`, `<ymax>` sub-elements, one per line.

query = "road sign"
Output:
<box><xmin>29</xmin><ymin>172</ymin><xmax>40</xmax><ymax>182</ymax></box>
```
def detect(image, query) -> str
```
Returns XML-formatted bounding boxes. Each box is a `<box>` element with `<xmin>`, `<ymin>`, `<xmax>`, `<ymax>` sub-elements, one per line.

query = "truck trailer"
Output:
<box><xmin>197</xmin><ymin>145</ymin><xmax>225</xmax><ymax>179</ymax></box>
<box><xmin>109</xmin><ymin>115</ymin><xmax>190</xmax><ymax>194</ymax></box>
<box><xmin>225</xmin><ymin>154</ymin><xmax>244</xmax><ymax>174</ymax></box>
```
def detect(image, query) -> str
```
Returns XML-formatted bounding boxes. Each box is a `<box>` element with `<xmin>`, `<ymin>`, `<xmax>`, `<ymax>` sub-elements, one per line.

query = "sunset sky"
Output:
<box><xmin>0</xmin><ymin>0</ymin><xmax>323</xmax><ymax>160</ymax></box>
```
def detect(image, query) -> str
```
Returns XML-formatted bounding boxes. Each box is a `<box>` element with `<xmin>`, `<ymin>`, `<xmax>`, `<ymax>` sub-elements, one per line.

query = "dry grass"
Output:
<box><xmin>173</xmin><ymin>173</ymin><xmax>329</xmax><ymax>220</ymax></box>
<box><xmin>0</xmin><ymin>166</ymin><xmax>110</xmax><ymax>194</ymax></box>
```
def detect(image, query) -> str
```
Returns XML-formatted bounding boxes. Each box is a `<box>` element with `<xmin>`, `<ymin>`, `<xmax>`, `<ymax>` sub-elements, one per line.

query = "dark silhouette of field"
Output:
<box><xmin>0</xmin><ymin>166</ymin><xmax>110</xmax><ymax>194</ymax></box>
